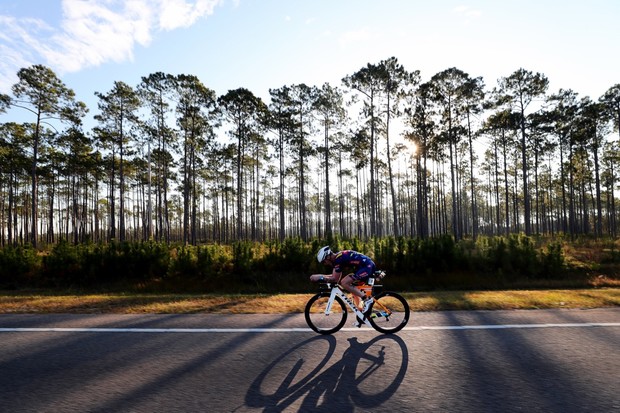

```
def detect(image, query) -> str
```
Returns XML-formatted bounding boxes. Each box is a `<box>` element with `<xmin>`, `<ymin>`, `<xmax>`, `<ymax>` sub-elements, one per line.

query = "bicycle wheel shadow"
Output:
<box><xmin>245</xmin><ymin>334</ymin><xmax>409</xmax><ymax>412</ymax></box>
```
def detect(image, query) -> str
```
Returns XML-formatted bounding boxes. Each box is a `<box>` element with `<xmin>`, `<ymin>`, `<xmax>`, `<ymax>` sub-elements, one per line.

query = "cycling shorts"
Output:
<box><xmin>351</xmin><ymin>263</ymin><xmax>375</xmax><ymax>282</ymax></box>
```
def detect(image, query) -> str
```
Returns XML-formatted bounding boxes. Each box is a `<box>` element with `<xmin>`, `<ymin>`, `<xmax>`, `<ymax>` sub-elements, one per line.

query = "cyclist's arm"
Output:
<box><xmin>310</xmin><ymin>273</ymin><xmax>335</xmax><ymax>282</ymax></box>
<box><xmin>309</xmin><ymin>271</ymin><xmax>344</xmax><ymax>282</ymax></box>
<box><xmin>331</xmin><ymin>268</ymin><xmax>343</xmax><ymax>282</ymax></box>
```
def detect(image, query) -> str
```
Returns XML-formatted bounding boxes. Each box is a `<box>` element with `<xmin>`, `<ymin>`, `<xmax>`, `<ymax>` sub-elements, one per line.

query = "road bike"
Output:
<box><xmin>304</xmin><ymin>271</ymin><xmax>410</xmax><ymax>335</ymax></box>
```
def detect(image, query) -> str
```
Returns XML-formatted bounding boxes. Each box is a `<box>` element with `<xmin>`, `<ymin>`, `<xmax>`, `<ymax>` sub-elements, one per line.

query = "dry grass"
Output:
<box><xmin>0</xmin><ymin>288</ymin><xmax>618</xmax><ymax>314</ymax></box>
<box><xmin>403</xmin><ymin>289</ymin><xmax>620</xmax><ymax>311</ymax></box>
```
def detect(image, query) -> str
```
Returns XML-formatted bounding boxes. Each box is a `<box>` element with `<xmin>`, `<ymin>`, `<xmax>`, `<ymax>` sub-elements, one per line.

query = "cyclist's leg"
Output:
<box><xmin>341</xmin><ymin>265</ymin><xmax>373</xmax><ymax>300</ymax></box>
<box><xmin>345</xmin><ymin>273</ymin><xmax>364</xmax><ymax>308</ymax></box>
<box><xmin>340</xmin><ymin>273</ymin><xmax>365</xmax><ymax>299</ymax></box>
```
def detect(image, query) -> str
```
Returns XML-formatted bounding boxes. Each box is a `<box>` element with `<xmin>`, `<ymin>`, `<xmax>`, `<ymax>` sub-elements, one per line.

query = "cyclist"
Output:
<box><xmin>310</xmin><ymin>246</ymin><xmax>376</xmax><ymax>314</ymax></box>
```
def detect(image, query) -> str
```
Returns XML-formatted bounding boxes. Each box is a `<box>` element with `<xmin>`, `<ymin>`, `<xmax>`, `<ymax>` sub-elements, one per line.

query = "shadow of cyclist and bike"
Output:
<box><xmin>245</xmin><ymin>334</ymin><xmax>409</xmax><ymax>412</ymax></box>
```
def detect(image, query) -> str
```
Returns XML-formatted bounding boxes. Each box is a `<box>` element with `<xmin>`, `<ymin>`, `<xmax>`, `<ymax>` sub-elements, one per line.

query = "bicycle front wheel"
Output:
<box><xmin>304</xmin><ymin>292</ymin><xmax>348</xmax><ymax>335</ymax></box>
<box><xmin>368</xmin><ymin>291</ymin><xmax>410</xmax><ymax>334</ymax></box>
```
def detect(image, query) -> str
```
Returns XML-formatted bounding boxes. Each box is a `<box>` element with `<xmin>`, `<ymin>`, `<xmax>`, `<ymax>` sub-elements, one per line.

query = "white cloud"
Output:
<box><xmin>0</xmin><ymin>43</ymin><xmax>31</xmax><ymax>91</ymax></box>
<box><xmin>338</xmin><ymin>27</ymin><xmax>372</xmax><ymax>49</ymax></box>
<box><xmin>453</xmin><ymin>5</ymin><xmax>482</xmax><ymax>18</ymax></box>
<box><xmin>42</xmin><ymin>0</ymin><xmax>152</xmax><ymax>72</ymax></box>
<box><xmin>0</xmin><ymin>0</ymin><xmax>222</xmax><ymax>91</ymax></box>
<box><xmin>0</xmin><ymin>15</ymin><xmax>55</xmax><ymax>55</ymax></box>
<box><xmin>159</xmin><ymin>0</ymin><xmax>220</xmax><ymax>30</ymax></box>
<box><xmin>451</xmin><ymin>5</ymin><xmax>482</xmax><ymax>28</ymax></box>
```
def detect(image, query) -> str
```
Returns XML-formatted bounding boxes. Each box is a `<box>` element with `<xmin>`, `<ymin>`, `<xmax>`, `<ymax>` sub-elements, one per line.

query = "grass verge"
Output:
<box><xmin>0</xmin><ymin>288</ymin><xmax>618</xmax><ymax>314</ymax></box>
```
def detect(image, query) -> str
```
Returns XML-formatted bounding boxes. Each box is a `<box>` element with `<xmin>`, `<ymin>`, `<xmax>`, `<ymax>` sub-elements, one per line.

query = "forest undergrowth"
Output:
<box><xmin>0</xmin><ymin>234</ymin><xmax>619</xmax><ymax>294</ymax></box>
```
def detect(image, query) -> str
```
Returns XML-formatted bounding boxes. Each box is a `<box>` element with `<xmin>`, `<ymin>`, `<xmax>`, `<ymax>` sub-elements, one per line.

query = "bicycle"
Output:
<box><xmin>304</xmin><ymin>271</ymin><xmax>410</xmax><ymax>335</ymax></box>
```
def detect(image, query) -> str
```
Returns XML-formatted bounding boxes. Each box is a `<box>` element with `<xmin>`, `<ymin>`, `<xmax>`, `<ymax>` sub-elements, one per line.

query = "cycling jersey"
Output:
<box><xmin>332</xmin><ymin>250</ymin><xmax>376</xmax><ymax>282</ymax></box>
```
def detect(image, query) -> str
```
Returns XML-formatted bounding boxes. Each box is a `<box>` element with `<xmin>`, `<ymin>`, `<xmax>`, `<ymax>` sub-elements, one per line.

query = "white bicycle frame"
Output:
<box><xmin>323</xmin><ymin>278</ymin><xmax>376</xmax><ymax>327</ymax></box>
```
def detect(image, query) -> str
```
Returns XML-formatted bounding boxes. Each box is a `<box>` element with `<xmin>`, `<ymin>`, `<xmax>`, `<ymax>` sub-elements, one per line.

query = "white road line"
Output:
<box><xmin>401</xmin><ymin>323</ymin><xmax>620</xmax><ymax>331</ymax></box>
<box><xmin>0</xmin><ymin>323</ymin><xmax>619</xmax><ymax>333</ymax></box>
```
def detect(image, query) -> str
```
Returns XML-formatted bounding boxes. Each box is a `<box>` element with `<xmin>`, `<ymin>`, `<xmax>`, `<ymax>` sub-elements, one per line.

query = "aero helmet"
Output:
<box><xmin>317</xmin><ymin>246</ymin><xmax>332</xmax><ymax>263</ymax></box>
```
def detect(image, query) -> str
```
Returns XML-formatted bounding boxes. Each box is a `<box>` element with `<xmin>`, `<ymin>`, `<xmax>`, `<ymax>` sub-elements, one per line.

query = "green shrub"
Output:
<box><xmin>42</xmin><ymin>240</ymin><xmax>82</xmax><ymax>286</ymax></box>
<box><xmin>196</xmin><ymin>244</ymin><xmax>232</xmax><ymax>277</ymax></box>
<box><xmin>506</xmin><ymin>234</ymin><xmax>538</xmax><ymax>276</ymax></box>
<box><xmin>0</xmin><ymin>235</ymin><xmax>584</xmax><ymax>292</ymax></box>
<box><xmin>168</xmin><ymin>245</ymin><xmax>197</xmax><ymax>278</ymax></box>
<box><xmin>279</xmin><ymin>238</ymin><xmax>310</xmax><ymax>270</ymax></box>
<box><xmin>0</xmin><ymin>245</ymin><xmax>39</xmax><ymax>287</ymax></box>
<box><xmin>540</xmin><ymin>242</ymin><xmax>565</xmax><ymax>278</ymax></box>
<box><xmin>233</xmin><ymin>241</ymin><xmax>254</xmax><ymax>274</ymax></box>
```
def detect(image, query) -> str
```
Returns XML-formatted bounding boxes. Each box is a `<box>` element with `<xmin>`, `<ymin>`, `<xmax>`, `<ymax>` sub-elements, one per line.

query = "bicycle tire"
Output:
<box><xmin>367</xmin><ymin>291</ymin><xmax>410</xmax><ymax>334</ymax></box>
<box><xmin>304</xmin><ymin>292</ymin><xmax>348</xmax><ymax>335</ymax></box>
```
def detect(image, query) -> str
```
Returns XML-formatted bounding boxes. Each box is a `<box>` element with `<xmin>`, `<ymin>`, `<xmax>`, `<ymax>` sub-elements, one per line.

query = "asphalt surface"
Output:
<box><xmin>0</xmin><ymin>309</ymin><xmax>619</xmax><ymax>412</ymax></box>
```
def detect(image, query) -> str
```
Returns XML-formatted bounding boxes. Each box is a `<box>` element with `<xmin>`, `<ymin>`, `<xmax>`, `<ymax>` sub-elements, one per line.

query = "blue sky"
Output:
<box><xmin>1</xmin><ymin>0</ymin><xmax>619</xmax><ymax>125</ymax></box>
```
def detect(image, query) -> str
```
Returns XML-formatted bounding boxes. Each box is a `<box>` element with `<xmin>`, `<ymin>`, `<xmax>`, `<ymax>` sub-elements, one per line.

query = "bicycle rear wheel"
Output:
<box><xmin>304</xmin><ymin>292</ymin><xmax>348</xmax><ymax>335</ymax></box>
<box><xmin>368</xmin><ymin>291</ymin><xmax>410</xmax><ymax>334</ymax></box>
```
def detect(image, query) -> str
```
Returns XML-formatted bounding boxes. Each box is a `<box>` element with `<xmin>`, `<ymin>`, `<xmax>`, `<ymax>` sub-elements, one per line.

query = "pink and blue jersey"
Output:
<box><xmin>332</xmin><ymin>250</ymin><xmax>376</xmax><ymax>281</ymax></box>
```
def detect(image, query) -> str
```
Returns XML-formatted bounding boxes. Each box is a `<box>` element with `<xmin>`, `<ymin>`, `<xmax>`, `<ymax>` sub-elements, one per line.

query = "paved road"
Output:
<box><xmin>0</xmin><ymin>309</ymin><xmax>619</xmax><ymax>412</ymax></box>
